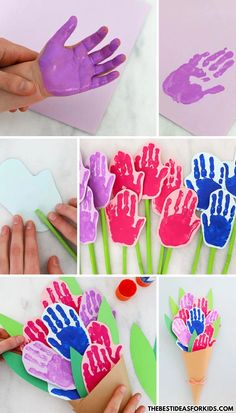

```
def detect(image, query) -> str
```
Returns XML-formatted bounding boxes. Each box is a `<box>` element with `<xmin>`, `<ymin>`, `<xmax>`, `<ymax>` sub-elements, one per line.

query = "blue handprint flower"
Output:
<box><xmin>185</xmin><ymin>153</ymin><xmax>225</xmax><ymax>210</ymax></box>
<box><xmin>187</xmin><ymin>307</ymin><xmax>205</xmax><ymax>335</ymax></box>
<box><xmin>42</xmin><ymin>303</ymin><xmax>90</xmax><ymax>360</ymax></box>
<box><xmin>201</xmin><ymin>189</ymin><xmax>236</xmax><ymax>249</ymax></box>
<box><xmin>224</xmin><ymin>161</ymin><xmax>236</xmax><ymax>197</ymax></box>
<box><xmin>48</xmin><ymin>384</ymin><xmax>80</xmax><ymax>400</ymax></box>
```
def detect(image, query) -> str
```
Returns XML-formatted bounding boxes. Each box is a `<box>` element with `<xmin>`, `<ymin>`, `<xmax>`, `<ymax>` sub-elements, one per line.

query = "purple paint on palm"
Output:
<box><xmin>163</xmin><ymin>48</ymin><xmax>235</xmax><ymax>104</ymax></box>
<box><xmin>80</xmin><ymin>186</ymin><xmax>99</xmax><ymax>244</ymax></box>
<box><xmin>39</xmin><ymin>16</ymin><xmax>126</xmax><ymax>97</ymax></box>
<box><xmin>22</xmin><ymin>341</ymin><xmax>75</xmax><ymax>389</ymax></box>
<box><xmin>86</xmin><ymin>152</ymin><xmax>115</xmax><ymax>209</ymax></box>
<box><xmin>80</xmin><ymin>158</ymin><xmax>90</xmax><ymax>203</ymax></box>
<box><xmin>79</xmin><ymin>289</ymin><xmax>102</xmax><ymax>327</ymax></box>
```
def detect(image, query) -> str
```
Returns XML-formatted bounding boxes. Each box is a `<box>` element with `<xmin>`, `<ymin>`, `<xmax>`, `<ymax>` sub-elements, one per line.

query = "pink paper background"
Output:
<box><xmin>1</xmin><ymin>0</ymin><xmax>150</xmax><ymax>134</ymax></box>
<box><xmin>160</xmin><ymin>0</ymin><xmax>236</xmax><ymax>136</ymax></box>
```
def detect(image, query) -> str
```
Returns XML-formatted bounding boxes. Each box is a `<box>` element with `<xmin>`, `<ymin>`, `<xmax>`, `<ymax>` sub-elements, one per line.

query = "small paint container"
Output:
<box><xmin>136</xmin><ymin>277</ymin><xmax>155</xmax><ymax>287</ymax></box>
<box><xmin>116</xmin><ymin>279</ymin><xmax>137</xmax><ymax>301</ymax></box>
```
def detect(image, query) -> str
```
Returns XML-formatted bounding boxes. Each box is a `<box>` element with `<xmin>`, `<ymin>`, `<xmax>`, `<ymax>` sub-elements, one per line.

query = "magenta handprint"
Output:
<box><xmin>179</xmin><ymin>292</ymin><xmax>194</xmax><ymax>310</ymax></box>
<box><xmin>158</xmin><ymin>188</ymin><xmax>200</xmax><ymax>247</ymax></box>
<box><xmin>134</xmin><ymin>143</ymin><xmax>168</xmax><ymax>198</ymax></box>
<box><xmin>194</xmin><ymin>297</ymin><xmax>209</xmax><ymax>317</ymax></box>
<box><xmin>80</xmin><ymin>158</ymin><xmax>90</xmax><ymax>203</ymax></box>
<box><xmin>24</xmin><ymin>318</ymin><xmax>49</xmax><ymax>347</ymax></box>
<box><xmin>172</xmin><ymin>317</ymin><xmax>191</xmax><ymax>347</ymax></box>
<box><xmin>205</xmin><ymin>310</ymin><xmax>219</xmax><ymax>325</ymax></box>
<box><xmin>87</xmin><ymin>152</ymin><xmax>115</xmax><ymax>209</ymax></box>
<box><xmin>175</xmin><ymin>308</ymin><xmax>190</xmax><ymax>325</ymax></box>
<box><xmin>192</xmin><ymin>325</ymin><xmax>216</xmax><ymax>352</ymax></box>
<box><xmin>106</xmin><ymin>189</ymin><xmax>146</xmax><ymax>246</ymax></box>
<box><xmin>39</xmin><ymin>16</ymin><xmax>126</xmax><ymax>97</ymax></box>
<box><xmin>163</xmin><ymin>48</ymin><xmax>235</xmax><ymax>104</ymax></box>
<box><xmin>87</xmin><ymin>321</ymin><xmax>122</xmax><ymax>363</ymax></box>
<box><xmin>110</xmin><ymin>151</ymin><xmax>144</xmax><ymax>200</ymax></box>
<box><xmin>80</xmin><ymin>186</ymin><xmax>99</xmax><ymax>244</ymax></box>
<box><xmin>41</xmin><ymin>281</ymin><xmax>82</xmax><ymax>313</ymax></box>
<box><xmin>79</xmin><ymin>289</ymin><xmax>102</xmax><ymax>327</ymax></box>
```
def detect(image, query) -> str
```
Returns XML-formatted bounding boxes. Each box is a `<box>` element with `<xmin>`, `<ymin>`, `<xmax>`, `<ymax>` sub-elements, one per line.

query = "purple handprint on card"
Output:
<box><xmin>79</xmin><ymin>289</ymin><xmax>102</xmax><ymax>327</ymax></box>
<box><xmin>87</xmin><ymin>152</ymin><xmax>115</xmax><ymax>208</ymax></box>
<box><xmin>172</xmin><ymin>317</ymin><xmax>191</xmax><ymax>347</ymax></box>
<box><xmin>80</xmin><ymin>158</ymin><xmax>90</xmax><ymax>203</ymax></box>
<box><xmin>163</xmin><ymin>48</ymin><xmax>235</xmax><ymax>104</ymax></box>
<box><xmin>80</xmin><ymin>186</ymin><xmax>99</xmax><ymax>244</ymax></box>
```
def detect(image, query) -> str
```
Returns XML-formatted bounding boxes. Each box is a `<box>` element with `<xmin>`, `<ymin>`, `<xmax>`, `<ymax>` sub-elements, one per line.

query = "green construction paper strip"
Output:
<box><xmin>35</xmin><ymin>209</ymin><xmax>77</xmax><ymax>262</ymax></box>
<box><xmin>130</xmin><ymin>323</ymin><xmax>156</xmax><ymax>404</ymax></box>
<box><xmin>169</xmin><ymin>296</ymin><xmax>179</xmax><ymax>317</ymax></box>
<box><xmin>97</xmin><ymin>297</ymin><xmax>119</xmax><ymax>345</ymax></box>
<box><xmin>3</xmin><ymin>352</ymin><xmax>48</xmax><ymax>392</ymax></box>
<box><xmin>153</xmin><ymin>338</ymin><xmax>157</xmax><ymax>357</ymax></box>
<box><xmin>164</xmin><ymin>314</ymin><xmax>176</xmax><ymax>343</ymax></box>
<box><xmin>178</xmin><ymin>288</ymin><xmax>185</xmax><ymax>303</ymax></box>
<box><xmin>206</xmin><ymin>289</ymin><xmax>213</xmax><ymax>311</ymax></box>
<box><xmin>188</xmin><ymin>330</ymin><xmax>198</xmax><ymax>352</ymax></box>
<box><xmin>70</xmin><ymin>348</ymin><xmax>88</xmax><ymax>398</ymax></box>
<box><xmin>59</xmin><ymin>277</ymin><xmax>83</xmax><ymax>295</ymax></box>
<box><xmin>0</xmin><ymin>313</ymin><xmax>23</xmax><ymax>336</ymax></box>
<box><xmin>213</xmin><ymin>317</ymin><xmax>221</xmax><ymax>339</ymax></box>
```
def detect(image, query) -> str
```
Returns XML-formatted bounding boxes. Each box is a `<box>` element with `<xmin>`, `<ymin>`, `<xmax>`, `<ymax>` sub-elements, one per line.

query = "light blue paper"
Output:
<box><xmin>0</xmin><ymin>159</ymin><xmax>62</xmax><ymax>232</ymax></box>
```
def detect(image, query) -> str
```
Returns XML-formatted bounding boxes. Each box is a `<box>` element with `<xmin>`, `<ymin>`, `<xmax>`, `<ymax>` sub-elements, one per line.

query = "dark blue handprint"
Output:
<box><xmin>185</xmin><ymin>153</ymin><xmax>225</xmax><ymax>210</ymax></box>
<box><xmin>201</xmin><ymin>189</ymin><xmax>236</xmax><ymax>248</ymax></box>
<box><xmin>43</xmin><ymin>303</ymin><xmax>90</xmax><ymax>360</ymax></box>
<box><xmin>224</xmin><ymin>162</ymin><xmax>236</xmax><ymax>196</ymax></box>
<box><xmin>49</xmin><ymin>385</ymin><xmax>80</xmax><ymax>400</ymax></box>
<box><xmin>187</xmin><ymin>308</ymin><xmax>205</xmax><ymax>335</ymax></box>
<box><xmin>176</xmin><ymin>341</ymin><xmax>188</xmax><ymax>352</ymax></box>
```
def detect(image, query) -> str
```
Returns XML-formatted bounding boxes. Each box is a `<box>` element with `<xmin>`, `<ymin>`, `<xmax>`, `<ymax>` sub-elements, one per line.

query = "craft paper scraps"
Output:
<box><xmin>152</xmin><ymin>158</ymin><xmax>183</xmax><ymax>214</ymax></box>
<box><xmin>224</xmin><ymin>160</ymin><xmax>236</xmax><ymax>196</ymax></box>
<box><xmin>41</xmin><ymin>280</ymin><xmax>82</xmax><ymax>313</ymax></box>
<box><xmin>201</xmin><ymin>189</ymin><xmax>236</xmax><ymax>249</ymax></box>
<box><xmin>86</xmin><ymin>152</ymin><xmax>115</xmax><ymax>209</ymax></box>
<box><xmin>158</xmin><ymin>188</ymin><xmax>200</xmax><ymax>247</ymax></box>
<box><xmin>106</xmin><ymin>189</ymin><xmax>146</xmax><ymax>246</ymax></box>
<box><xmin>110</xmin><ymin>151</ymin><xmax>144</xmax><ymax>200</ymax></box>
<box><xmin>134</xmin><ymin>143</ymin><xmax>168</xmax><ymax>199</ymax></box>
<box><xmin>185</xmin><ymin>153</ymin><xmax>225</xmax><ymax>210</ymax></box>
<box><xmin>80</xmin><ymin>158</ymin><xmax>90</xmax><ymax>203</ymax></box>
<box><xmin>0</xmin><ymin>159</ymin><xmax>61</xmax><ymax>232</ymax></box>
<box><xmin>79</xmin><ymin>289</ymin><xmax>103</xmax><ymax>327</ymax></box>
<box><xmin>80</xmin><ymin>186</ymin><xmax>99</xmax><ymax>244</ymax></box>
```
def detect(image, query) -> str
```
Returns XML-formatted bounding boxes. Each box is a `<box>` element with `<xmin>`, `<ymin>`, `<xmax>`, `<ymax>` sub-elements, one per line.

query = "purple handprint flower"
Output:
<box><xmin>86</xmin><ymin>152</ymin><xmax>115</xmax><ymax>209</ymax></box>
<box><xmin>80</xmin><ymin>186</ymin><xmax>99</xmax><ymax>244</ymax></box>
<box><xmin>80</xmin><ymin>157</ymin><xmax>90</xmax><ymax>203</ymax></box>
<box><xmin>163</xmin><ymin>48</ymin><xmax>234</xmax><ymax>104</ymax></box>
<box><xmin>79</xmin><ymin>289</ymin><xmax>102</xmax><ymax>327</ymax></box>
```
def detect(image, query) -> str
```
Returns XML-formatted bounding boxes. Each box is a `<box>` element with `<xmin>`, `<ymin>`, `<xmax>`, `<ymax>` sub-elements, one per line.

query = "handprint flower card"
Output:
<box><xmin>160</xmin><ymin>0</ymin><xmax>236</xmax><ymax>135</ymax></box>
<box><xmin>165</xmin><ymin>289</ymin><xmax>221</xmax><ymax>405</ymax></box>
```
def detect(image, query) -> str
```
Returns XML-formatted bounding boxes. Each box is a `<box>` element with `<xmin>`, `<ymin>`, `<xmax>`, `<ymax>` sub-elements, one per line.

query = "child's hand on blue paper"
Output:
<box><xmin>103</xmin><ymin>386</ymin><xmax>145</xmax><ymax>413</ymax></box>
<box><xmin>48</xmin><ymin>198</ymin><xmax>77</xmax><ymax>246</ymax></box>
<box><xmin>0</xmin><ymin>328</ymin><xmax>25</xmax><ymax>356</ymax></box>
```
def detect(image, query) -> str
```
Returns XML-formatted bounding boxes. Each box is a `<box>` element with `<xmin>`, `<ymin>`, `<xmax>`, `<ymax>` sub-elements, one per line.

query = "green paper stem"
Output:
<box><xmin>144</xmin><ymin>199</ymin><xmax>152</xmax><ymax>274</ymax></box>
<box><xmin>70</xmin><ymin>348</ymin><xmax>88</xmax><ymax>398</ymax></box>
<box><xmin>157</xmin><ymin>245</ymin><xmax>165</xmax><ymax>274</ymax></box>
<box><xmin>178</xmin><ymin>288</ymin><xmax>185</xmax><ymax>303</ymax></box>
<box><xmin>222</xmin><ymin>219</ymin><xmax>236</xmax><ymax>274</ymax></box>
<box><xmin>169</xmin><ymin>297</ymin><xmax>179</xmax><ymax>317</ymax></box>
<box><xmin>162</xmin><ymin>248</ymin><xmax>173</xmax><ymax>274</ymax></box>
<box><xmin>0</xmin><ymin>314</ymin><xmax>23</xmax><ymax>336</ymax></box>
<box><xmin>207</xmin><ymin>247</ymin><xmax>217</xmax><ymax>274</ymax></box>
<box><xmin>97</xmin><ymin>297</ymin><xmax>119</xmax><ymax>344</ymax></box>
<box><xmin>88</xmin><ymin>243</ymin><xmax>98</xmax><ymax>274</ymax></box>
<box><xmin>213</xmin><ymin>317</ymin><xmax>221</xmax><ymax>339</ymax></box>
<box><xmin>100</xmin><ymin>208</ymin><xmax>112</xmax><ymax>274</ymax></box>
<box><xmin>59</xmin><ymin>277</ymin><xmax>83</xmax><ymax>295</ymax></box>
<box><xmin>135</xmin><ymin>242</ymin><xmax>145</xmax><ymax>274</ymax></box>
<box><xmin>188</xmin><ymin>330</ymin><xmax>198</xmax><ymax>352</ymax></box>
<box><xmin>35</xmin><ymin>209</ymin><xmax>77</xmax><ymax>262</ymax></box>
<box><xmin>164</xmin><ymin>314</ymin><xmax>177</xmax><ymax>343</ymax></box>
<box><xmin>206</xmin><ymin>289</ymin><xmax>213</xmax><ymax>310</ymax></box>
<box><xmin>122</xmin><ymin>246</ymin><xmax>127</xmax><ymax>275</ymax></box>
<box><xmin>191</xmin><ymin>230</ymin><xmax>203</xmax><ymax>274</ymax></box>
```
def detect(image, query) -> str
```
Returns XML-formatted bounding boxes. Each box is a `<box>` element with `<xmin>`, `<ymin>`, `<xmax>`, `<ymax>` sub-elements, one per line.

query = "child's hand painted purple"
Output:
<box><xmin>80</xmin><ymin>186</ymin><xmax>99</xmax><ymax>244</ymax></box>
<box><xmin>163</xmin><ymin>48</ymin><xmax>234</xmax><ymax>104</ymax></box>
<box><xmin>80</xmin><ymin>158</ymin><xmax>90</xmax><ymax>203</ymax></box>
<box><xmin>87</xmin><ymin>152</ymin><xmax>115</xmax><ymax>209</ymax></box>
<box><xmin>39</xmin><ymin>16</ymin><xmax>126</xmax><ymax>97</ymax></box>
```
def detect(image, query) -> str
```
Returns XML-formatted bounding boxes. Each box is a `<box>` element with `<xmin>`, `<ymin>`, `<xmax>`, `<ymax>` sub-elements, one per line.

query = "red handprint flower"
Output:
<box><xmin>87</xmin><ymin>321</ymin><xmax>122</xmax><ymax>364</ymax></box>
<box><xmin>134</xmin><ymin>143</ymin><xmax>168</xmax><ymax>198</ymax></box>
<box><xmin>41</xmin><ymin>280</ymin><xmax>82</xmax><ymax>313</ymax></box>
<box><xmin>152</xmin><ymin>159</ymin><xmax>183</xmax><ymax>214</ymax></box>
<box><xmin>110</xmin><ymin>151</ymin><xmax>144</xmax><ymax>200</ymax></box>
<box><xmin>158</xmin><ymin>188</ymin><xmax>200</xmax><ymax>247</ymax></box>
<box><xmin>24</xmin><ymin>318</ymin><xmax>49</xmax><ymax>347</ymax></box>
<box><xmin>175</xmin><ymin>308</ymin><xmax>190</xmax><ymax>325</ymax></box>
<box><xmin>106</xmin><ymin>189</ymin><xmax>146</xmax><ymax>246</ymax></box>
<box><xmin>192</xmin><ymin>325</ymin><xmax>216</xmax><ymax>352</ymax></box>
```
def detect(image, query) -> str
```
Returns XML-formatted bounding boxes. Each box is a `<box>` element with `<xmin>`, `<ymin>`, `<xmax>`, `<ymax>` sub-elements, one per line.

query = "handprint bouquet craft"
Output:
<box><xmin>0</xmin><ymin>279</ymin><xmax>131</xmax><ymax>413</ymax></box>
<box><xmin>165</xmin><ymin>289</ymin><xmax>221</xmax><ymax>405</ymax></box>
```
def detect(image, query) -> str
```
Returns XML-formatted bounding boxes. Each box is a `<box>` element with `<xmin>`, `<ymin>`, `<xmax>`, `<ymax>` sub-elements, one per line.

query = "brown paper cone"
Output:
<box><xmin>182</xmin><ymin>347</ymin><xmax>213</xmax><ymax>406</ymax></box>
<box><xmin>69</xmin><ymin>357</ymin><xmax>131</xmax><ymax>413</ymax></box>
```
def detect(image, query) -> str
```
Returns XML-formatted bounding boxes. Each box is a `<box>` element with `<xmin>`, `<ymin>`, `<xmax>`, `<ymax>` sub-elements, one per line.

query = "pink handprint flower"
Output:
<box><xmin>192</xmin><ymin>325</ymin><xmax>216</xmax><ymax>352</ymax></box>
<box><xmin>163</xmin><ymin>48</ymin><xmax>235</xmax><ymax>104</ymax></box>
<box><xmin>110</xmin><ymin>151</ymin><xmax>144</xmax><ymax>200</ymax></box>
<box><xmin>80</xmin><ymin>158</ymin><xmax>90</xmax><ymax>203</ymax></box>
<box><xmin>87</xmin><ymin>321</ymin><xmax>122</xmax><ymax>364</ymax></box>
<box><xmin>24</xmin><ymin>318</ymin><xmax>49</xmax><ymax>347</ymax></box>
<box><xmin>134</xmin><ymin>143</ymin><xmax>168</xmax><ymax>199</ymax></box>
<box><xmin>41</xmin><ymin>280</ymin><xmax>82</xmax><ymax>313</ymax></box>
<box><xmin>87</xmin><ymin>152</ymin><xmax>115</xmax><ymax>209</ymax></box>
<box><xmin>80</xmin><ymin>186</ymin><xmax>99</xmax><ymax>244</ymax></box>
<box><xmin>172</xmin><ymin>317</ymin><xmax>191</xmax><ymax>347</ymax></box>
<box><xmin>106</xmin><ymin>189</ymin><xmax>146</xmax><ymax>246</ymax></box>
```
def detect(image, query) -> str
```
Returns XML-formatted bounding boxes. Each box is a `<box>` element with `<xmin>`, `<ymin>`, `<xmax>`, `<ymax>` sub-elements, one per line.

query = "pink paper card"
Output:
<box><xmin>160</xmin><ymin>0</ymin><xmax>236</xmax><ymax>136</ymax></box>
<box><xmin>1</xmin><ymin>0</ymin><xmax>150</xmax><ymax>134</ymax></box>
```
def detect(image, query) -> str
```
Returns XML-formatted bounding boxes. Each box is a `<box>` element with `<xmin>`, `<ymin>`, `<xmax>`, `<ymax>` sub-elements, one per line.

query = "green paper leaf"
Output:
<box><xmin>213</xmin><ymin>317</ymin><xmax>221</xmax><ymax>339</ymax></box>
<box><xmin>130</xmin><ymin>323</ymin><xmax>156</xmax><ymax>404</ymax></box>
<box><xmin>3</xmin><ymin>352</ymin><xmax>48</xmax><ymax>392</ymax></box>
<box><xmin>178</xmin><ymin>288</ymin><xmax>185</xmax><ymax>303</ymax></box>
<box><xmin>188</xmin><ymin>330</ymin><xmax>198</xmax><ymax>352</ymax></box>
<box><xmin>153</xmin><ymin>339</ymin><xmax>157</xmax><ymax>358</ymax></box>
<box><xmin>59</xmin><ymin>277</ymin><xmax>83</xmax><ymax>295</ymax></box>
<box><xmin>70</xmin><ymin>348</ymin><xmax>88</xmax><ymax>398</ymax></box>
<box><xmin>164</xmin><ymin>314</ymin><xmax>176</xmax><ymax>343</ymax></box>
<box><xmin>206</xmin><ymin>289</ymin><xmax>213</xmax><ymax>311</ymax></box>
<box><xmin>97</xmin><ymin>297</ymin><xmax>119</xmax><ymax>344</ymax></box>
<box><xmin>169</xmin><ymin>296</ymin><xmax>179</xmax><ymax>317</ymax></box>
<box><xmin>0</xmin><ymin>313</ymin><xmax>23</xmax><ymax>336</ymax></box>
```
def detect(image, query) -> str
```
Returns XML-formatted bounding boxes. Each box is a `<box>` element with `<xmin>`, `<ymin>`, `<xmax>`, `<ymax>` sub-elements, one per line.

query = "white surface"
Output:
<box><xmin>80</xmin><ymin>137</ymin><xmax>236</xmax><ymax>274</ymax></box>
<box><xmin>159</xmin><ymin>277</ymin><xmax>236</xmax><ymax>407</ymax></box>
<box><xmin>0</xmin><ymin>139</ymin><xmax>77</xmax><ymax>274</ymax></box>
<box><xmin>0</xmin><ymin>0</ymin><xmax>156</xmax><ymax>137</ymax></box>
<box><xmin>0</xmin><ymin>276</ymin><xmax>156</xmax><ymax>412</ymax></box>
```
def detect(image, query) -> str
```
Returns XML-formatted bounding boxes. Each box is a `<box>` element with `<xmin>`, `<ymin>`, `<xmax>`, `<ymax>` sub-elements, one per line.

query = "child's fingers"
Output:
<box><xmin>123</xmin><ymin>393</ymin><xmax>142</xmax><ymax>413</ymax></box>
<box><xmin>0</xmin><ymin>336</ymin><xmax>25</xmax><ymax>355</ymax></box>
<box><xmin>55</xmin><ymin>203</ymin><xmax>77</xmax><ymax>224</ymax></box>
<box><xmin>24</xmin><ymin>221</ymin><xmax>40</xmax><ymax>274</ymax></box>
<box><xmin>47</xmin><ymin>256</ymin><xmax>63</xmax><ymax>275</ymax></box>
<box><xmin>0</xmin><ymin>225</ymin><xmax>10</xmax><ymax>274</ymax></box>
<box><xmin>103</xmin><ymin>385</ymin><xmax>126</xmax><ymax>413</ymax></box>
<box><xmin>135</xmin><ymin>407</ymin><xmax>146</xmax><ymax>413</ymax></box>
<box><xmin>0</xmin><ymin>71</ymin><xmax>35</xmax><ymax>96</ymax></box>
<box><xmin>10</xmin><ymin>215</ymin><xmax>24</xmax><ymax>274</ymax></box>
<box><xmin>47</xmin><ymin>212</ymin><xmax>77</xmax><ymax>245</ymax></box>
<box><xmin>69</xmin><ymin>198</ymin><xmax>77</xmax><ymax>208</ymax></box>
